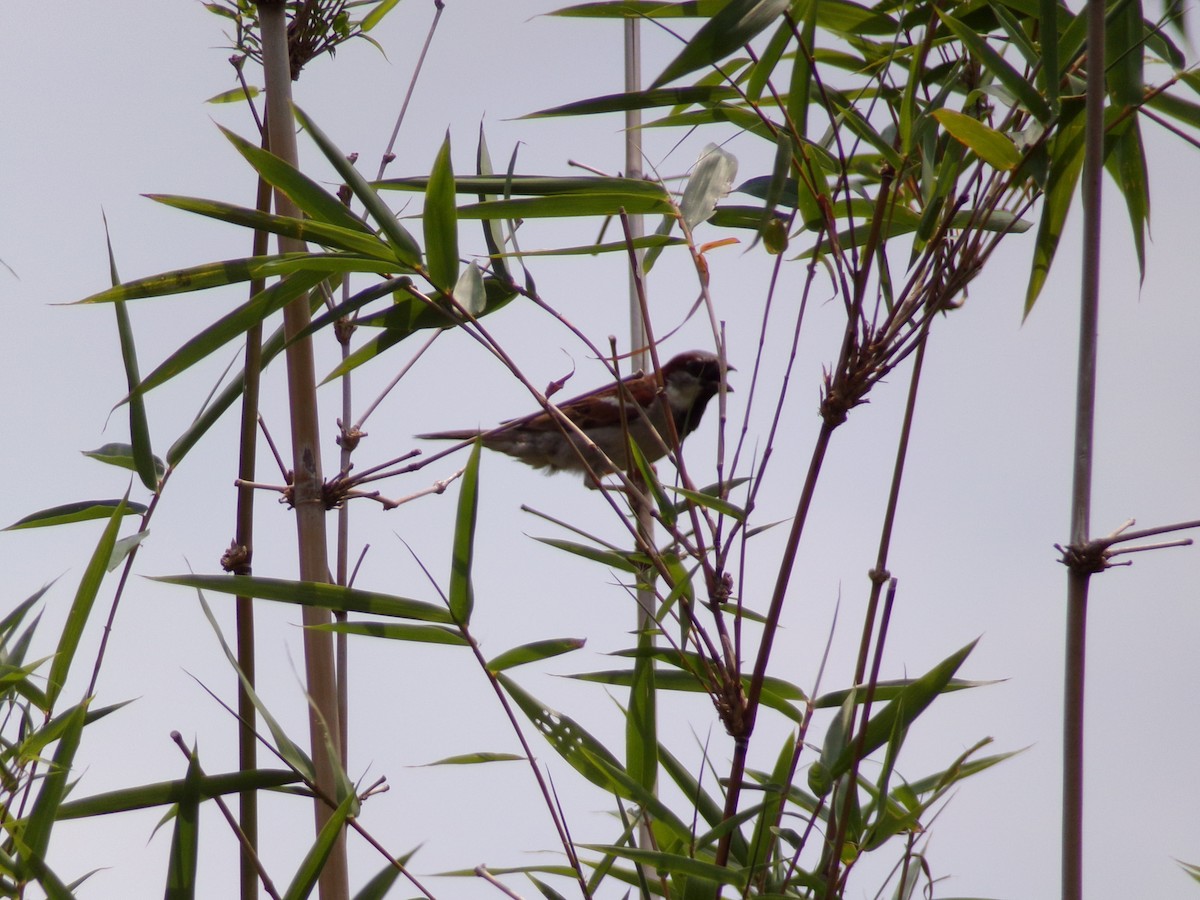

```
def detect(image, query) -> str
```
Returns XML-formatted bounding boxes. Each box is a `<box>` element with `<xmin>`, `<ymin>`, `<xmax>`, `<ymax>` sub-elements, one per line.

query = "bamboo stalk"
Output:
<box><xmin>256</xmin><ymin>3</ymin><xmax>348</xmax><ymax>898</ymax></box>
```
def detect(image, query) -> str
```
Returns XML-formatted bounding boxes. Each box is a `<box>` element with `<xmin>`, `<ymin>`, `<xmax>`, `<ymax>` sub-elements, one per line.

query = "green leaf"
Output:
<box><xmin>359</xmin><ymin>0</ymin><xmax>401</xmax><ymax>31</ymax></box>
<box><xmin>747</xmin><ymin>733</ymin><xmax>795</xmax><ymax>876</ymax></box>
<box><xmin>294</xmin><ymin>106</ymin><xmax>424</xmax><ymax>269</ymax></box>
<box><xmin>153</xmin><ymin>574</ymin><xmax>454</xmax><ymax>623</ymax></box>
<box><xmin>665</xmin><ymin>486</ymin><xmax>747</xmax><ymax>522</ymax></box>
<box><xmin>82</xmin><ymin>443</ymin><xmax>166</xmax><ymax>480</ymax></box>
<box><xmin>219</xmin><ymin>125</ymin><xmax>372</xmax><ymax>237</ymax></box>
<box><xmin>1104</xmin><ymin>114</ymin><xmax>1148</xmax><ymax>283</ymax></box>
<box><xmin>47</xmin><ymin>495</ymin><xmax>127</xmax><ymax>706</ymax></box>
<box><xmin>456</xmin><ymin>193</ymin><xmax>673</xmax><ymax>219</ymax></box>
<box><xmin>194</xmin><ymin>596</ymin><xmax>316</xmax><ymax>782</ymax></box>
<box><xmin>206</xmin><ymin>85</ymin><xmax>259</xmax><ymax>104</ymax></box>
<box><xmin>23</xmin><ymin>704</ymin><xmax>87</xmax><ymax>869</ymax></box>
<box><xmin>449</xmin><ymin>441</ymin><xmax>481</xmax><ymax>624</ymax></box>
<box><xmin>812</xmin><ymin>0</ymin><xmax>897</xmax><ymax>35</ymax></box>
<box><xmin>425</xmin><ymin>132</ymin><xmax>459</xmax><ymax>292</ymax></box>
<box><xmin>531</xmin><ymin>537</ymin><xmax>640</xmax><ymax>573</ymax></box>
<box><xmin>421</xmin><ymin>752</ymin><xmax>525</xmax><ymax>766</ymax></box>
<box><xmin>312</xmin><ymin>621</ymin><xmax>468</xmax><ymax>646</ymax></box>
<box><xmin>937</xmin><ymin>12</ymin><xmax>1054</xmax><ymax>123</ymax></box>
<box><xmin>283</xmin><ymin>791</ymin><xmax>359</xmax><ymax>900</ymax></box>
<box><xmin>579</xmin><ymin>845</ymin><xmax>748</xmax><ymax>889</ymax></box>
<box><xmin>551</xmin><ymin>1</ymin><xmax>730</xmax><ymax>17</ymax></box>
<box><xmin>1105</xmin><ymin>0</ymin><xmax>1145</xmax><ymax>106</ymax></box>
<box><xmin>492</xmin><ymin>234</ymin><xmax>686</xmax><ymax>258</ymax></box>
<box><xmin>148</xmin><ymin>195</ymin><xmax>400</xmax><ymax>260</ymax></box>
<box><xmin>626</xmin><ymin>626</ymin><xmax>657</xmax><ymax>794</ymax></box>
<box><xmin>931</xmin><ymin>108</ymin><xmax>1021</xmax><ymax>170</ymax></box>
<box><xmin>164</xmin><ymin>745</ymin><xmax>202</xmax><ymax>900</ymax></box>
<box><xmin>166</xmin><ymin>313</ymin><xmax>295</xmax><ymax>466</ymax></box>
<box><xmin>77</xmin><ymin>253</ymin><xmax>395</xmax><ymax>304</ymax></box>
<box><xmin>497</xmin><ymin>674</ymin><xmax>624</xmax><ymax>791</ymax></box>
<box><xmin>814</xmin><ymin>676</ymin><xmax>996</xmax><ymax>708</ymax></box>
<box><xmin>56</xmin><ymin>769</ymin><xmax>299</xmax><ymax>819</ymax></box>
<box><xmin>352</xmin><ymin>860</ymin><xmax>404</xmax><ymax>900</ymax></box>
<box><xmin>487</xmin><ymin>638</ymin><xmax>586</xmax><ymax>672</ymax></box>
<box><xmin>651</xmin><ymin>0</ymin><xmax>790</xmax><ymax>89</ymax></box>
<box><xmin>1176</xmin><ymin>859</ymin><xmax>1200</xmax><ymax>884</ymax></box>
<box><xmin>1026</xmin><ymin>98</ymin><xmax>1086</xmax><ymax>313</ymax></box>
<box><xmin>817</xmin><ymin>640</ymin><xmax>979</xmax><ymax>794</ymax></box>
<box><xmin>129</xmin><ymin>269</ymin><xmax>329</xmax><ymax>399</ymax></box>
<box><xmin>103</xmin><ymin>224</ymin><xmax>158</xmax><ymax>491</ymax></box>
<box><xmin>525</xmin><ymin>86</ymin><xmax>741</xmax><ymax>118</ymax></box>
<box><xmin>378</xmin><ymin>174</ymin><xmax>670</xmax><ymax>200</ymax></box>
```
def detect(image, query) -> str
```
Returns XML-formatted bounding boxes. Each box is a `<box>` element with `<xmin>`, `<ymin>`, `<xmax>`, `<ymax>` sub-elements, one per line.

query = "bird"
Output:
<box><xmin>418</xmin><ymin>350</ymin><xmax>732</xmax><ymax>479</ymax></box>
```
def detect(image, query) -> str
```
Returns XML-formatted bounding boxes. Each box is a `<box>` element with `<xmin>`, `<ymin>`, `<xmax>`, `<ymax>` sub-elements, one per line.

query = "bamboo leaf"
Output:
<box><xmin>1105</xmin><ymin>0</ymin><xmax>1144</xmax><ymax>106</ymax></box>
<box><xmin>425</xmin><ymin>132</ymin><xmax>459</xmax><ymax>292</ymax></box>
<box><xmin>421</xmin><ymin>752</ymin><xmax>524</xmax><ymax>765</ymax></box>
<box><xmin>680</xmin><ymin>143</ymin><xmax>739</xmax><ymax>230</ymax></box>
<box><xmin>154</xmin><ymin>574</ymin><xmax>454</xmax><ymax>623</ymax></box>
<box><xmin>815</xmin><ymin>640</ymin><xmax>979</xmax><ymax>795</ymax></box>
<box><xmin>651</xmin><ymin>0</ymin><xmax>790</xmax><ymax>89</ymax></box>
<box><xmin>937</xmin><ymin>11</ymin><xmax>1054</xmax><ymax>123</ymax></box>
<box><xmin>456</xmin><ymin>193</ymin><xmax>674</xmax><ymax>219</ymax></box>
<box><xmin>551</xmin><ymin>1</ymin><xmax>729</xmax><ymax>17</ymax></box>
<box><xmin>359</xmin><ymin>0</ymin><xmax>401</xmax><ymax>31</ymax></box>
<box><xmin>1104</xmin><ymin>114</ymin><xmax>1148</xmax><ymax>283</ymax></box>
<box><xmin>487</xmin><ymin>638</ymin><xmax>586</xmax><ymax>672</ymax></box>
<box><xmin>525</xmin><ymin>86</ymin><xmax>740</xmax><ymax>118</ymax></box>
<box><xmin>1026</xmin><ymin>98</ymin><xmax>1086</xmax><ymax>313</ymax></box>
<box><xmin>130</xmin><ymin>268</ymin><xmax>329</xmax><ymax>398</ymax></box>
<box><xmin>475</xmin><ymin>123</ymin><xmax>511</xmax><ymax>285</ymax></box>
<box><xmin>626</xmin><ymin>626</ymin><xmax>657</xmax><ymax>793</ymax></box>
<box><xmin>531</xmin><ymin>537</ymin><xmax>640</xmax><ymax>572</ymax></box>
<box><xmin>219</xmin><ymin>125</ymin><xmax>373</xmax><ymax>236</ymax></box>
<box><xmin>164</xmin><ymin>745</ymin><xmax>202</xmax><ymax>900</ymax></box>
<box><xmin>665</xmin><ymin>486</ymin><xmax>747</xmax><ymax>522</ymax></box>
<box><xmin>352</xmin><ymin>858</ymin><xmax>407</xmax><ymax>900</ymax></box>
<box><xmin>3</xmin><ymin>499</ymin><xmax>144</xmax><ymax>530</ymax></box>
<box><xmin>312</xmin><ymin>621</ymin><xmax>468</xmax><ymax>645</ymax></box>
<box><xmin>294</xmin><ymin>106</ymin><xmax>424</xmax><ymax>268</ymax></box>
<box><xmin>148</xmin><ymin>195</ymin><xmax>399</xmax><ymax>260</ymax></box>
<box><xmin>23</xmin><ymin>704</ymin><xmax>87</xmax><ymax>868</ymax></box>
<box><xmin>77</xmin><ymin>253</ymin><xmax>395</xmax><ymax>304</ymax></box>
<box><xmin>497</xmin><ymin>674</ymin><xmax>626</xmax><ymax>792</ymax></box>
<box><xmin>449</xmin><ymin>441</ymin><xmax>481</xmax><ymax>625</ymax></box>
<box><xmin>102</xmin><ymin>224</ymin><xmax>158</xmax><ymax>491</ymax></box>
<box><xmin>82</xmin><ymin>443</ymin><xmax>166</xmax><ymax>480</ymax></box>
<box><xmin>195</xmin><ymin>595</ymin><xmax>316</xmax><ymax>782</ymax></box>
<box><xmin>378</xmin><ymin>174</ymin><xmax>670</xmax><ymax>199</ymax></box>
<box><xmin>166</xmin><ymin>314</ymin><xmax>293</xmax><ymax>467</ymax></box>
<box><xmin>814</xmin><ymin>676</ymin><xmax>997</xmax><ymax>708</ymax></box>
<box><xmin>56</xmin><ymin>769</ymin><xmax>299</xmax><ymax>819</ymax></box>
<box><xmin>932</xmin><ymin>108</ymin><xmax>1022</xmax><ymax>170</ymax></box>
<box><xmin>282</xmin><ymin>791</ymin><xmax>359</xmax><ymax>900</ymax></box>
<box><xmin>747</xmin><ymin>734</ymin><xmax>795</xmax><ymax>875</ymax></box>
<box><xmin>47</xmin><ymin>495</ymin><xmax>127</xmax><ymax>707</ymax></box>
<box><xmin>579</xmin><ymin>845</ymin><xmax>748</xmax><ymax>888</ymax></box>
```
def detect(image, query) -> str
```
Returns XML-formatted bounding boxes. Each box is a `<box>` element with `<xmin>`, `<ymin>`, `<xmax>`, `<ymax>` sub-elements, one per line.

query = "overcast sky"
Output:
<box><xmin>3</xmin><ymin>2</ymin><xmax>1199</xmax><ymax>898</ymax></box>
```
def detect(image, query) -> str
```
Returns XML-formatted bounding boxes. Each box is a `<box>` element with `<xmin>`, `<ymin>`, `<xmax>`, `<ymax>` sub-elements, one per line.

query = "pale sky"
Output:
<box><xmin>3</xmin><ymin>2</ymin><xmax>1199</xmax><ymax>898</ymax></box>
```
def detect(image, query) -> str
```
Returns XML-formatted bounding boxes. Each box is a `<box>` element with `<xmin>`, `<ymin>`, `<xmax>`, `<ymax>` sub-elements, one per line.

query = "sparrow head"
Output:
<box><xmin>661</xmin><ymin>350</ymin><xmax>733</xmax><ymax>437</ymax></box>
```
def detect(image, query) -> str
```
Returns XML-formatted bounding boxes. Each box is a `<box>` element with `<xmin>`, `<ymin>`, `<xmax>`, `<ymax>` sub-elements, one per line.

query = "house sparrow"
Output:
<box><xmin>418</xmin><ymin>350</ymin><xmax>732</xmax><ymax>477</ymax></box>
